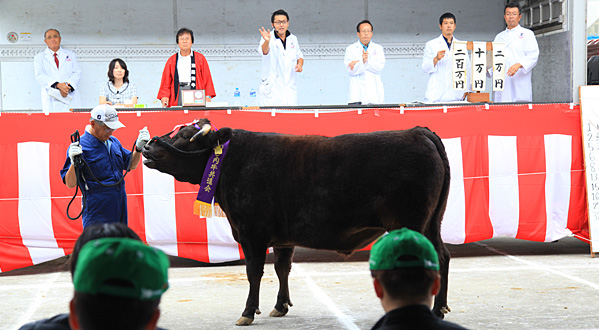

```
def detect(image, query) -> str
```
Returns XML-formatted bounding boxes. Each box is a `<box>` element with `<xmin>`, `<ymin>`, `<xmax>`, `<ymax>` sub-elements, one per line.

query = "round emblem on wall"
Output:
<box><xmin>7</xmin><ymin>32</ymin><xmax>18</xmax><ymax>43</ymax></box>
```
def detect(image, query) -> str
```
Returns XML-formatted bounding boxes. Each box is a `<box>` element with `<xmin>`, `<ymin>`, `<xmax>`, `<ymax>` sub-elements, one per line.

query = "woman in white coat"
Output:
<box><xmin>258</xmin><ymin>9</ymin><xmax>304</xmax><ymax>107</ymax></box>
<box><xmin>344</xmin><ymin>20</ymin><xmax>385</xmax><ymax>105</ymax></box>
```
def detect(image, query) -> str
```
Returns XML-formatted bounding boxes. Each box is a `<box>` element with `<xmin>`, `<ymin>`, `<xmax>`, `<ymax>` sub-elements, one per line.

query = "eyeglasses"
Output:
<box><xmin>273</xmin><ymin>20</ymin><xmax>288</xmax><ymax>25</ymax></box>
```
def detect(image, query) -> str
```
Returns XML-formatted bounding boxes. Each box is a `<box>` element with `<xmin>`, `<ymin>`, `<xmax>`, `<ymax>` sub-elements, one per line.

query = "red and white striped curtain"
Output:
<box><xmin>0</xmin><ymin>104</ymin><xmax>588</xmax><ymax>273</ymax></box>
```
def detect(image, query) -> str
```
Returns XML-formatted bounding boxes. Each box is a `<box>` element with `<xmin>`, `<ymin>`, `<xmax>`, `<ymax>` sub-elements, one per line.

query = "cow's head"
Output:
<box><xmin>142</xmin><ymin>118</ymin><xmax>232</xmax><ymax>184</ymax></box>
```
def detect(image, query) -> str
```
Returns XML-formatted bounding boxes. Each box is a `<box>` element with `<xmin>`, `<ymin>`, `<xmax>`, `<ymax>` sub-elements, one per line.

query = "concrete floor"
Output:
<box><xmin>1</xmin><ymin>236</ymin><xmax>598</xmax><ymax>330</ymax></box>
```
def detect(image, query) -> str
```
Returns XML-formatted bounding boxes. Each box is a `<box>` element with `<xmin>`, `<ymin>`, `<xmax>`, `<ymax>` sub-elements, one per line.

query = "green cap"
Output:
<box><xmin>73</xmin><ymin>237</ymin><xmax>169</xmax><ymax>300</ymax></box>
<box><xmin>369</xmin><ymin>228</ymin><xmax>439</xmax><ymax>271</ymax></box>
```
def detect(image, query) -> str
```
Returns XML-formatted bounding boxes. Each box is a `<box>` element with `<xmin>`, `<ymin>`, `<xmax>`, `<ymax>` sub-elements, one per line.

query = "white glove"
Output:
<box><xmin>136</xmin><ymin>126</ymin><xmax>150</xmax><ymax>151</ymax></box>
<box><xmin>69</xmin><ymin>142</ymin><xmax>82</xmax><ymax>164</ymax></box>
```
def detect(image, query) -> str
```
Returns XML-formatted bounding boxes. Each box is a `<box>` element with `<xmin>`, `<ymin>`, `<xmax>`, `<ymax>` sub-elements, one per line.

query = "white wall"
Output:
<box><xmin>1</xmin><ymin>0</ymin><xmax>509</xmax><ymax>110</ymax></box>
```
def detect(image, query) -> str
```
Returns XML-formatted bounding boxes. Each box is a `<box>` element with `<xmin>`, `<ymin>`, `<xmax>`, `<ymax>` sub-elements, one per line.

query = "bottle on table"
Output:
<box><xmin>249</xmin><ymin>88</ymin><xmax>257</xmax><ymax>106</ymax></box>
<box><xmin>233</xmin><ymin>88</ymin><xmax>241</xmax><ymax>106</ymax></box>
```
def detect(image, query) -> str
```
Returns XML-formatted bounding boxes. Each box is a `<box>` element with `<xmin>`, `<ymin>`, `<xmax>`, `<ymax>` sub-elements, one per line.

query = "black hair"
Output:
<box><xmin>505</xmin><ymin>2</ymin><xmax>522</xmax><ymax>15</ymax></box>
<box><xmin>439</xmin><ymin>12</ymin><xmax>456</xmax><ymax>25</ymax></box>
<box><xmin>176</xmin><ymin>27</ymin><xmax>194</xmax><ymax>43</ymax></box>
<box><xmin>107</xmin><ymin>58</ymin><xmax>130</xmax><ymax>84</ymax></box>
<box><xmin>271</xmin><ymin>9</ymin><xmax>289</xmax><ymax>23</ymax></box>
<box><xmin>371</xmin><ymin>266</ymin><xmax>438</xmax><ymax>301</ymax></box>
<box><xmin>73</xmin><ymin>291</ymin><xmax>159</xmax><ymax>330</ymax></box>
<box><xmin>356</xmin><ymin>20</ymin><xmax>373</xmax><ymax>32</ymax></box>
<box><xmin>69</xmin><ymin>223</ymin><xmax>141</xmax><ymax>278</ymax></box>
<box><xmin>44</xmin><ymin>28</ymin><xmax>60</xmax><ymax>39</ymax></box>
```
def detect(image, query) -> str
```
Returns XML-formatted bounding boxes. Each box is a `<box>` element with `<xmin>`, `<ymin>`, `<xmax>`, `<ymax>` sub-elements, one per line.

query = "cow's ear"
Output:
<box><xmin>214</xmin><ymin>128</ymin><xmax>232</xmax><ymax>144</ymax></box>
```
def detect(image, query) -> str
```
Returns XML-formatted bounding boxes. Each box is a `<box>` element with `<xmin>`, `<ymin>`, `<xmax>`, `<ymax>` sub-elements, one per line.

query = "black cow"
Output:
<box><xmin>142</xmin><ymin>119</ymin><xmax>451</xmax><ymax>326</ymax></box>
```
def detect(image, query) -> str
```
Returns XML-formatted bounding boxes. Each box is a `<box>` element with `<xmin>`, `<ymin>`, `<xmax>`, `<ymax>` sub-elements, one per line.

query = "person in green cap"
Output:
<box><xmin>369</xmin><ymin>228</ymin><xmax>468</xmax><ymax>330</ymax></box>
<box><xmin>19</xmin><ymin>223</ymin><xmax>169</xmax><ymax>330</ymax></box>
<box><xmin>68</xmin><ymin>237</ymin><xmax>170</xmax><ymax>330</ymax></box>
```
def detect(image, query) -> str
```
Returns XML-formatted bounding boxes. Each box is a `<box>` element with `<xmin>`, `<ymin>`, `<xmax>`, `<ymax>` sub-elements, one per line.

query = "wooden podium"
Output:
<box><xmin>467</xmin><ymin>92</ymin><xmax>490</xmax><ymax>103</ymax></box>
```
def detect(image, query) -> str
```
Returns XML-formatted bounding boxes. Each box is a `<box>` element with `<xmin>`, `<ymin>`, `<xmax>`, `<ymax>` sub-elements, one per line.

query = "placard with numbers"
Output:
<box><xmin>452</xmin><ymin>41</ymin><xmax>468</xmax><ymax>90</ymax></box>
<box><xmin>580</xmin><ymin>85</ymin><xmax>599</xmax><ymax>256</ymax></box>
<box><xmin>492</xmin><ymin>42</ymin><xmax>505</xmax><ymax>91</ymax></box>
<box><xmin>471</xmin><ymin>42</ymin><xmax>487</xmax><ymax>91</ymax></box>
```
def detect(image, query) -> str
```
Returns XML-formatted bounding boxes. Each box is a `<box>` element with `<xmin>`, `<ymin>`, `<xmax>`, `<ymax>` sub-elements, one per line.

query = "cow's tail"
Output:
<box><xmin>424</xmin><ymin>127</ymin><xmax>452</xmax><ymax>317</ymax></box>
<box><xmin>426</xmin><ymin>128</ymin><xmax>450</xmax><ymax>253</ymax></box>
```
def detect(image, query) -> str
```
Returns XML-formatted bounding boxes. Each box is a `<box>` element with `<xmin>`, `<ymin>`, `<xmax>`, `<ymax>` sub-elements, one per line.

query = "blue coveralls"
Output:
<box><xmin>60</xmin><ymin>132</ymin><xmax>132</xmax><ymax>228</ymax></box>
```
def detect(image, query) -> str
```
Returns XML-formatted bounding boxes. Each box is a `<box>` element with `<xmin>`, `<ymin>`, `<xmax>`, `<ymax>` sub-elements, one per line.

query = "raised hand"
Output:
<box><xmin>259</xmin><ymin>27</ymin><xmax>271</xmax><ymax>42</ymax></box>
<box><xmin>68</xmin><ymin>142</ymin><xmax>82</xmax><ymax>164</ymax></box>
<box><xmin>136</xmin><ymin>126</ymin><xmax>150</xmax><ymax>152</ymax></box>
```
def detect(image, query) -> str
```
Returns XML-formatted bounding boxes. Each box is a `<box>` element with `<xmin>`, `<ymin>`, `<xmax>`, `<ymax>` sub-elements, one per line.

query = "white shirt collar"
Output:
<box><xmin>506</xmin><ymin>24</ymin><xmax>522</xmax><ymax>32</ymax></box>
<box><xmin>46</xmin><ymin>47</ymin><xmax>62</xmax><ymax>56</ymax></box>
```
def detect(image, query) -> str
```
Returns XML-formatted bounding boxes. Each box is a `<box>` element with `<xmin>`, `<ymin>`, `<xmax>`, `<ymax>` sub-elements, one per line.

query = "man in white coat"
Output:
<box><xmin>422</xmin><ymin>13</ymin><xmax>470</xmax><ymax>103</ymax></box>
<box><xmin>258</xmin><ymin>9</ymin><xmax>304</xmax><ymax>106</ymax></box>
<box><xmin>344</xmin><ymin>20</ymin><xmax>385</xmax><ymax>105</ymax></box>
<box><xmin>34</xmin><ymin>29</ymin><xmax>81</xmax><ymax>112</ymax></box>
<box><xmin>492</xmin><ymin>2</ymin><xmax>539</xmax><ymax>102</ymax></box>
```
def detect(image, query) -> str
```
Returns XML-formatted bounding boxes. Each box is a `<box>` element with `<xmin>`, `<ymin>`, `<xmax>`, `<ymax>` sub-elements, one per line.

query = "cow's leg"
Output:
<box><xmin>432</xmin><ymin>242</ymin><xmax>451</xmax><ymax>318</ymax></box>
<box><xmin>270</xmin><ymin>247</ymin><xmax>294</xmax><ymax>317</ymax></box>
<box><xmin>236</xmin><ymin>242</ymin><xmax>268</xmax><ymax>326</ymax></box>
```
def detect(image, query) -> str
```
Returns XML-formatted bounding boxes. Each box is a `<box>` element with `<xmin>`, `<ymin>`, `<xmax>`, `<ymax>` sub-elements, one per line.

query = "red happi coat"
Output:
<box><xmin>157</xmin><ymin>51</ymin><xmax>216</xmax><ymax>107</ymax></box>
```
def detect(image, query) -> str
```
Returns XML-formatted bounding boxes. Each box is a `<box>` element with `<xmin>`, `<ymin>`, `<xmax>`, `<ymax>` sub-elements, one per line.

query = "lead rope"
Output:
<box><xmin>66</xmin><ymin>130</ymin><xmax>135</xmax><ymax>220</ymax></box>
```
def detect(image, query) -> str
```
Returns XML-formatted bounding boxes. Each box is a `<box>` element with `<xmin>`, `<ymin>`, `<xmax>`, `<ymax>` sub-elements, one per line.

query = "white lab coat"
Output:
<box><xmin>491</xmin><ymin>25</ymin><xmax>539</xmax><ymax>102</ymax></box>
<box><xmin>344</xmin><ymin>41</ymin><xmax>385</xmax><ymax>104</ymax></box>
<box><xmin>34</xmin><ymin>47</ymin><xmax>81</xmax><ymax>112</ymax></box>
<box><xmin>258</xmin><ymin>31</ymin><xmax>303</xmax><ymax>106</ymax></box>
<box><xmin>422</xmin><ymin>35</ymin><xmax>471</xmax><ymax>103</ymax></box>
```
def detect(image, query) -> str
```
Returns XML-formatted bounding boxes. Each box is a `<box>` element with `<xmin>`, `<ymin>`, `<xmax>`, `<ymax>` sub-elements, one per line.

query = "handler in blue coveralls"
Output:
<box><xmin>60</xmin><ymin>104</ymin><xmax>150</xmax><ymax>228</ymax></box>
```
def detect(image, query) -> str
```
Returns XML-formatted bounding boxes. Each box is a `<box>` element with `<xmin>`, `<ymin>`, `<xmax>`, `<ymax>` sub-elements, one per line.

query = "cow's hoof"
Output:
<box><xmin>269</xmin><ymin>303</ymin><xmax>289</xmax><ymax>317</ymax></box>
<box><xmin>441</xmin><ymin>306</ymin><xmax>451</xmax><ymax>314</ymax></box>
<box><xmin>236</xmin><ymin>316</ymin><xmax>254</xmax><ymax>326</ymax></box>
<box><xmin>255</xmin><ymin>308</ymin><xmax>261</xmax><ymax>315</ymax></box>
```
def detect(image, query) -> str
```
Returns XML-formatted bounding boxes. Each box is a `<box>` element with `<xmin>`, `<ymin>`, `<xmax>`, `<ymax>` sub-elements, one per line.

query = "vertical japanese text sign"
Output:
<box><xmin>452</xmin><ymin>41</ymin><xmax>468</xmax><ymax>90</ymax></box>
<box><xmin>471</xmin><ymin>42</ymin><xmax>487</xmax><ymax>91</ymax></box>
<box><xmin>492</xmin><ymin>42</ymin><xmax>506</xmax><ymax>91</ymax></box>
<box><xmin>580</xmin><ymin>85</ymin><xmax>599</xmax><ymax>256</ymax></box>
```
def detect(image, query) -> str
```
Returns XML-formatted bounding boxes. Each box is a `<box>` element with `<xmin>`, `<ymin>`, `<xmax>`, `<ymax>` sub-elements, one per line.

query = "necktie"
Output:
<box><xmin>53</xmin><ymin>53</ymin><xmax>59</xmax><ymax>68</ymax></box>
